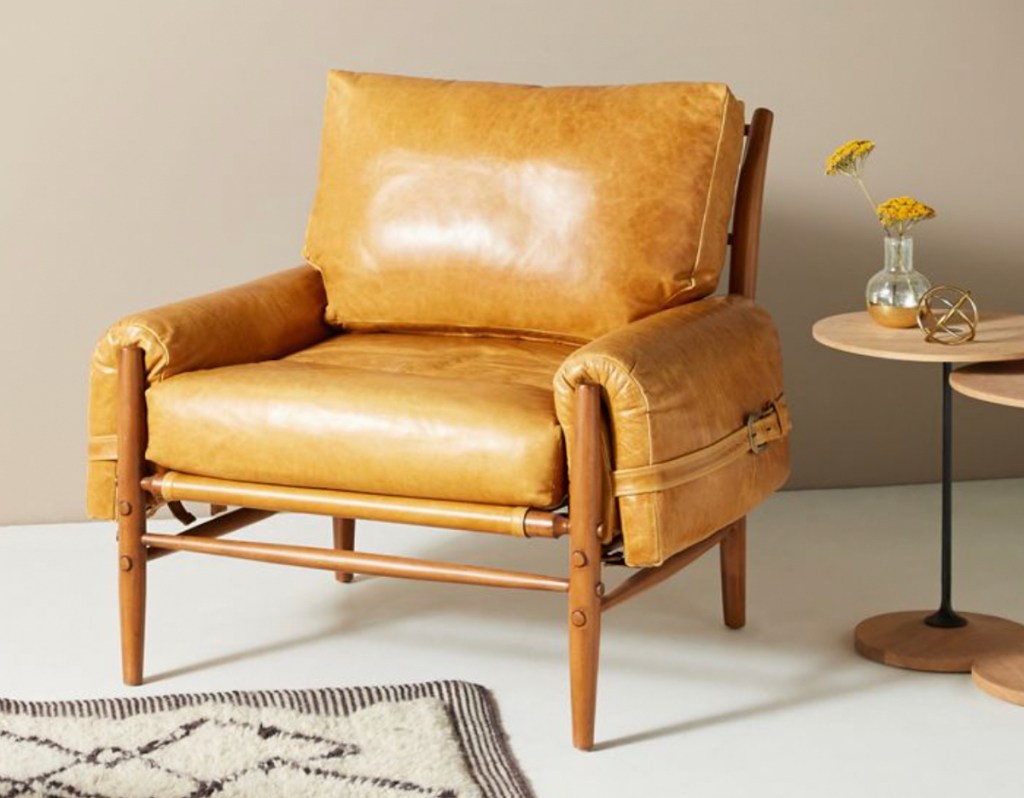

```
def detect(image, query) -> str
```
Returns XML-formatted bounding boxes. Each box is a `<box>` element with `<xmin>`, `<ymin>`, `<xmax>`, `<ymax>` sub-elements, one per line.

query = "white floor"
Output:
<box><xmin>2</xmin><ymin>480</ymin><xmax>1024</xmax><ymax>797</ymax></box>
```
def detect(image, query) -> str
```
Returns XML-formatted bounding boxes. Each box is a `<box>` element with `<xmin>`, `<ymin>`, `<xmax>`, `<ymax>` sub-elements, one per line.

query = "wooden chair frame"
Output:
<box><xmin>114</xmin><ymin>109</ymin><xmax>773</xmax><ymax>751</ymax></box>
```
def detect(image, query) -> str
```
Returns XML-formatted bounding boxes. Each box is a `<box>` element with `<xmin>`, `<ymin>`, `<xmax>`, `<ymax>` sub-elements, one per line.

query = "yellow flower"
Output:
<box><xmin>825</xmin><ymin>139</ymin><xmax>875</xmax><ymax>176</ymax></box>
<box><xmin>876</xmin><ymin>196</ymin><xmax>936</xmax><ymax>229</ymax></box>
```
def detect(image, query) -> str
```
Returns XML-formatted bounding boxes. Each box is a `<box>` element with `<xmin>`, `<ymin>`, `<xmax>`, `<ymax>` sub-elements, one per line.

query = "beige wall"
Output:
<box><xmin>2</xmin><ymin>0</ymin><xmax>1023</xmax><ymax>525</ymax></box>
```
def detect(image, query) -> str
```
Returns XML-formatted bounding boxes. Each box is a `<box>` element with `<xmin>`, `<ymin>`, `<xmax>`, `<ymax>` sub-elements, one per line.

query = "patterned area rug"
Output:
<box><xmin>0</xmin><ymin>681</ymin><xmax>534</xmax><ymax>798</ymax></box>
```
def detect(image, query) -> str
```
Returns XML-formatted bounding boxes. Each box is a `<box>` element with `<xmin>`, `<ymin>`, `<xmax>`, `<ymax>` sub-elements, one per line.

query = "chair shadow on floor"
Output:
<box><xmin>146</xmin><ymin>498</ymin><xmax>928</xmax><ymax>747</ymax></box>
<box><xmin>592</xmin><ymin>661</ymin><xmax>899</xmax><ymax>751</ymax></box>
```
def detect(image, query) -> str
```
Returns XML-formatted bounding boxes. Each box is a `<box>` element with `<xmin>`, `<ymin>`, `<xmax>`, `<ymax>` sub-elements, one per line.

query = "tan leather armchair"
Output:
<box><xmin>88</xmin><ymin>72</ymin><xmax>790</xmax><ymax>750</ymax></box>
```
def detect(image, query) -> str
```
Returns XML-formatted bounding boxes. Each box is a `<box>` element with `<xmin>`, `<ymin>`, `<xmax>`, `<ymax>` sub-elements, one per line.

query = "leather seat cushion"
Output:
<box><xmin>145</xmin><ymin>333</ymin><xmax>575</xmax><ymax>508</ymax></box>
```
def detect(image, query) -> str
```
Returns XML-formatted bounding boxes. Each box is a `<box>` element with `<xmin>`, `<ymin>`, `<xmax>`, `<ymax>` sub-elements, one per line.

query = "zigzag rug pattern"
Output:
<box><xmin>0</xmin><ymin>681</ymin><xmax>533</xmax><ymax>798</ymax></box>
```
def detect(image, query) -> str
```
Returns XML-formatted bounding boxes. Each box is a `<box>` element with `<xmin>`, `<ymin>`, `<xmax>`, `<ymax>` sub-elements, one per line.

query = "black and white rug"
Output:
<box><xmin>0</xmin><ymin>681</ymin><xmax>534</xmax><ymax>798</ymax></box>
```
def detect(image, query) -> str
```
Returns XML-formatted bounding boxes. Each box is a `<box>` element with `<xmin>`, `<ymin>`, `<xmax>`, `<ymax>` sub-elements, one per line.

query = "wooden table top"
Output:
<box><xmin>812</xmin><ymin>311</ymin><xmax>1024</xmax><ymax>363</ymax></box>
<box><xmin>950</xmin><ymin>361</ymin><xmax>1024</xmax><ymax>409</ymax></box>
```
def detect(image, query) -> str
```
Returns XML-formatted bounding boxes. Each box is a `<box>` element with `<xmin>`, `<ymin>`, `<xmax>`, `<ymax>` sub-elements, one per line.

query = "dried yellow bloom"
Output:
<box><xmin>825</xmin><ymin>139</ymin><xmax>875</xmax><ymax>176</ymax></box>
<box><xmin>877</xmin><ymin>196</ymin><xmax>936</xmax><ymax>235</ymax></box>
<box><xmin>826</xmin><ymin>140</ymin><xmax>937</xmax><ymax>237</ymax></box>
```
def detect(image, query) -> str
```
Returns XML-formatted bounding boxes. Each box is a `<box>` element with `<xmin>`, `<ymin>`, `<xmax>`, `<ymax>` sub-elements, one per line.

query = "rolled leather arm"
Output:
<box><xmin>87</xmin><ymin>265</ymin><xmax>330</xmax><ymax>518</ymax></box>
<box><xmin>553</xmin><ymin>295</ymin><xmax>790</xmax><ymax>566</ymax></box>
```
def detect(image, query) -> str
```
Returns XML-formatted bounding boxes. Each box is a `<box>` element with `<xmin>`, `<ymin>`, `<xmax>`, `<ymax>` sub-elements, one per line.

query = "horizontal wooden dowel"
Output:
<box><xmin>601</xmin><ymin>526</ymin><xmax>731</xmax><ymax>612</ymax></box>
<box><xmin>140</xmin><ymin>533</ymin><xmax>570</xmax><ymax>593</ymax></box>
<box><xmin>143</xmin><ymin>473</ymin><xmax>563</xmax><ymax>538</ymax></box>
<box><xmin>147</xmin><ymin>508</ymin><xmax>275</xmax><ymax>562</ymax></box>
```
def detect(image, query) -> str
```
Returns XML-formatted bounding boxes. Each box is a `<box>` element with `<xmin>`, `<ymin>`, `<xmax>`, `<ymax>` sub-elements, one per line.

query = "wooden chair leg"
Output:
<box><xmin>332</xmin><ymin>517</ymin><xmax>356</xmax><ymax>583</ymax></box>
<box><xmin>117</xmin><ymin>347</ymin><xmax>148</xmax><ymax>685</ymax></box>
<box><xmin>720</xmin><ymin>517</ymin><xmax>747</xmax><ymax>630</ymax></box>
<box><xmin>568</xmin><ymin>384</ymin><xmax>604</xmax><ymax>751</ymax></box>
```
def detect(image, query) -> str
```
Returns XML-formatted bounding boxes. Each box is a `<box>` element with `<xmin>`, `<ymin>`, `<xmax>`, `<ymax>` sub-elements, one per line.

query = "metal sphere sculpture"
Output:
<box><xmin>916</xmin><ymin>285</ymin><xmax>978</xmax><ymax>345</ymax></box>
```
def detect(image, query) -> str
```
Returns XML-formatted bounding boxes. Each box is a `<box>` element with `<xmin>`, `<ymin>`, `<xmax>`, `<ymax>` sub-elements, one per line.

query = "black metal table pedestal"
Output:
<box><xmin>852</xmin><ymin>361</ymin><xmax>1024</xmax><ymax>673</ymax></box>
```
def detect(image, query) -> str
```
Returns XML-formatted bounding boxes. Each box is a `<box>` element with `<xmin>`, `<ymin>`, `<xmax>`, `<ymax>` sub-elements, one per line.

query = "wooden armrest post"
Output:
<box><xmin>116</xmin><ymin>346</ymin><xmax>148</xmax><ymax>686</ymax></box>
<box><xmin>568</xmin><ymin>383</ymin><xmax>605</xmax><ymax>751</ymax></box>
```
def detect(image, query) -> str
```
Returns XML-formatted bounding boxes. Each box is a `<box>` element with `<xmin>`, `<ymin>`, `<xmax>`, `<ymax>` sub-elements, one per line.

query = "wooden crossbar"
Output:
<box><xmin>140</xmin><ymin>532</ymin><xmax>570</xmax><ymax>593</ymax></box>
<box><xmin>601</xmin><ymin>525</ymin><xmax>731</xmax><ymax>612</ymax></box>
<box><xmin>142</xmin><ymin>473</ymin><xmax>567</xmax><ymax>539</ymax></box>
<box><xmin>146</xmin><ymin>507</ymin><xmax>274</xmax><ymax>562</ymax></box>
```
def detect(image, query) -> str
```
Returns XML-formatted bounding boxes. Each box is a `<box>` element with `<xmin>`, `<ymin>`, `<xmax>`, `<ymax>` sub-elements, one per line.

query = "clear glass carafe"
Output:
<box><xmin>866</xmin><ymin>235</ymin><xmax>931</xmax><ymax>328</ymax></box>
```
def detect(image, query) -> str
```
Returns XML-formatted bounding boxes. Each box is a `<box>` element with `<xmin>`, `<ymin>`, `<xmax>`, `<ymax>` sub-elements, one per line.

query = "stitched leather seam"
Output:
<box><xmin>664</xmin><ymin>88</ymin><xmax>735</xmax><ymax>309</ymax></box>
<box><xmin>661</xmin><ymin>278</ymin><xmax>698</xmax><ymax>307</ymax></box>
<box><xmin>329</xmin><ymin>319</ymin><xmax>590</xmax><ymax>346</ymax></box>
<box><xmin>649</xmin><ymin>482</ymin><xmax>662</xmax><ymax>566</ymax></box>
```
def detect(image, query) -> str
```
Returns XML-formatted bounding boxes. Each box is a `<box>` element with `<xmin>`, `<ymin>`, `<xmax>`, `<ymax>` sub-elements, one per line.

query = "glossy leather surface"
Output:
<box><xmin>305</xmin><ymin>71</ymin><xmax>745</xmax><ymax>342</ymax></box>
<box><xmin>87</xmin><ymin>74</ymin><xmax>789</xmax><ymax>571</ymax></box>
<box><xmin>145</xmin><ymin>333</ymin><xmax>575</xmax><ymax>508</ymax></box>
<box><xmin>555</xmin><ymin>296</ymin><xmax>791</xmax><ymax>566</ymax></box>
<box><xmin>87</xmin><ymin>266</ymin><xmax>329</xmax><ymax>518</ymax></box>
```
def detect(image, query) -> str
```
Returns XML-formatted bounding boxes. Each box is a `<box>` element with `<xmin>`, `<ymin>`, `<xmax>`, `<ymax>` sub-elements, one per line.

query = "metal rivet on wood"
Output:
<box><xmin>119</xmin><ymin>556</ymin><xmax>133</xmax><ymax>572</ymax></box>
<box><xmin>571</xmin><ymin>610</ymin><xmax>587</xmax><ymax>627</ymax></box>
<box><xmin>118</xmin><ymin>501</ymin><xmax>133</xmax><ymax>516</ymax></box>
<box><xmin>571</xmin><ymin>550</ymin><xmax>588</xmax><ymax>568</ymax></box>
<box><xmin>595</xmin><ymin>582</ymin><xmax>605</xmax><ymax>598</ymax></box>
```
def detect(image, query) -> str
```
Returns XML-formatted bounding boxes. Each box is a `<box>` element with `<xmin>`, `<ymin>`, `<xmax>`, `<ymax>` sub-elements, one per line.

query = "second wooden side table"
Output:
<box><xmin>950</xmin><ymin>360</ymin><xmax>1024</xmax><ymax>701</ymax></box>
<box><xmin>813</xmin><ymin>312</ymin><xmax>1024</xmax><ymax>672</ymax></box>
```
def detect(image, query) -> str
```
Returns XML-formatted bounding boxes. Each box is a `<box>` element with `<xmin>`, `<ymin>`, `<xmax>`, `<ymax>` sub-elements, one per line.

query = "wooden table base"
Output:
<box><xmin>855</xmin><ymin>611</ymin><xmax>1024</xmax><ymax>673</ymax></box>
<box><xmin>973</xmin><ymin>644</ymin><xmax>1024</xmax><ymax>705</ymax></box>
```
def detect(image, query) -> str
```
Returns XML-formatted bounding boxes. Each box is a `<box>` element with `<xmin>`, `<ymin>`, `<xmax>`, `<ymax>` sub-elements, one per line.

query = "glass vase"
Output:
<box><xmin>865</xmin><ymin>235</ymin><xmax>931</xmax><ymax>328</ymax></box>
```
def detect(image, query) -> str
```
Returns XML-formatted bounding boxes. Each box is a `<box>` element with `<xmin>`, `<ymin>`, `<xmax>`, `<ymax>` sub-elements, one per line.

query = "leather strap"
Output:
<box><xmin>612</xmin><ymin>395</ymin><xmax>790</xmax><ymax>497</ymax></box>
<box><xmin>168</xmin><ymin>500</ymin><xmax>197</xmax><ymax>525</ymax></box>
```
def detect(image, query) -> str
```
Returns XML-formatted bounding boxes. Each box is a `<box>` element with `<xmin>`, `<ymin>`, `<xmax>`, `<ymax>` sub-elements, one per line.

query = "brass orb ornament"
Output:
<box><xmin>916</xmin><ymin>285</ymin><xmax>979</xmax><ymax>345</ymax></box>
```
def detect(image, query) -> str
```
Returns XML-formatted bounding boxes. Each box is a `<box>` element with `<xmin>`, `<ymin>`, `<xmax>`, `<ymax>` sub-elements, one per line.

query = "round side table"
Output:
<box><xmin>950</xmin><ymin>360</ymin><xmax>1024</xmax><ymax>702</ymax></box>
<box><xmin>813</xmin><ymin>312</ymin><xmax>1024</xmax><ymax>672</ymax></box>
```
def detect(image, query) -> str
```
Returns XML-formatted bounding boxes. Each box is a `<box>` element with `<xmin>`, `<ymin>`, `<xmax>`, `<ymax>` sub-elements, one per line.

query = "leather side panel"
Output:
<box><xmin>554</xmin><ymin>296</ymin><xmax>791</xmax><ymax>565</ymax></box>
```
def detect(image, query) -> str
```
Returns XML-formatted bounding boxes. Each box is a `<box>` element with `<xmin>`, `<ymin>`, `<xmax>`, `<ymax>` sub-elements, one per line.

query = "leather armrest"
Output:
<box><xmin>554</xmin><ymin>295</ymin><xmax>789</xmax><ymax>565</ymax></box>
<box><xmin>87</xmin><ymin>265</ymin><xmax>330</xmax><ymax>518</ymax></box>
<box><xmin>92</xmin><ymin>265</ymin><xmax>329</xmax><ymax>381</ymax></box>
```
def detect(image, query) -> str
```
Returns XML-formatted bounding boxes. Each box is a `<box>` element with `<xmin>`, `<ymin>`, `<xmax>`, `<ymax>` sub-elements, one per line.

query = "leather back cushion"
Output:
<box><xmin>304</xmin><ymin>71</ymin><xmax>745</xmax><ymax>342</ymax></box>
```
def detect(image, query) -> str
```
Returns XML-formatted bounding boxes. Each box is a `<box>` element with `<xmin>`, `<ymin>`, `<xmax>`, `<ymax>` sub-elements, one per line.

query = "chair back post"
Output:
<box><xmin>729</xmin><ymin>108</ymin><xmax>774</xmax><ymax>300</ymax></box>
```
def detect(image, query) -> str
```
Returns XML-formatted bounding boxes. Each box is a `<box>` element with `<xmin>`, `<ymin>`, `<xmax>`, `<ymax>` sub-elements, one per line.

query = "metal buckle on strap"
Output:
<box><xmin>746</xmin><ymin>411</ymin><xmax>767</xmax><ymax>454</ymax></box>
<box><xmin>746</xmin><ymin>400</ymin><xmax>783</xmax><ymax>455</ymax></box>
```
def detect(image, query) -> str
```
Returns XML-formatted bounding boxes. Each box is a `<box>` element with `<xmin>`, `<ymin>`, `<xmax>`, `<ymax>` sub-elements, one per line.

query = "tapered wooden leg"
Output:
<box><xmin>117</xmin><ymin>347</ymin><xmax>148</xmax><ymax>685</ymax></box>
<box><xmin>568</xmin><ymin>384</ymin><xmax>604</xmax><ymax>751</ymax></box>
<box><xmin>332</xmin><ymin>517</ymin><xmax>356</xmax><ymax>583</ymax></box>
<box><xmin>720</xmin><ymin>518</ymin><xmax>746</xmax><ymax>630</ymax></box>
